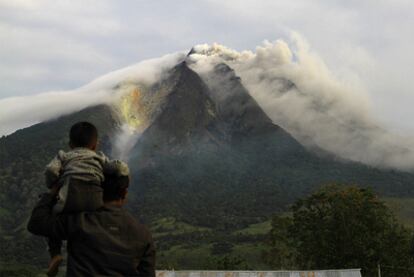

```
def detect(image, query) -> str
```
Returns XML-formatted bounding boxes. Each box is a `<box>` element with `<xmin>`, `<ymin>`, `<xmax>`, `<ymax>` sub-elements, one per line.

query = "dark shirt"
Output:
<box><xmin>27</xmin><ymin>193</ymin><xmax>156</xmax><ymax>277</ymax></box>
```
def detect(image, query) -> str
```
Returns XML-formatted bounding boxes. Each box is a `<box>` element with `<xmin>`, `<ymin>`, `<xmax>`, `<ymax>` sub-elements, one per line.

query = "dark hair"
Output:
<box><xmin>102</xmin><ymin>174</ymin><xmax>129</xmax><ymax>201</ymax></box>
<box><xmin>69</xmin><ymin>122</ymin><xmax>98</xmax><ymax>148</ymax></box>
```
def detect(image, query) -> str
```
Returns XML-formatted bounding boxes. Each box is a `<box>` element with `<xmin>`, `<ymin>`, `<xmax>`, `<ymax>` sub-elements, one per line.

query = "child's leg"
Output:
<box><xmin>47</xmin><ymin>237</ymin><xmax>63</xmax><ymax>277</ymax></box>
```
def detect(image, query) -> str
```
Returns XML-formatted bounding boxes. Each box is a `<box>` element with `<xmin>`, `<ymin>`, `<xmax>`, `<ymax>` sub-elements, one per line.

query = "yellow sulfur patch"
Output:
<box><xmin>119</xmin><ymin>87</ymin><xmax>147</xmax><ymax>131</ymax></box>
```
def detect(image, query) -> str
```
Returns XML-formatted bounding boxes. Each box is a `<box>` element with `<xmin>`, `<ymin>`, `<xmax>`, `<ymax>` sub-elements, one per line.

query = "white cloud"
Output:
<box><xmin>188</xmin><ymin>37</ymin><xmax>414</xmax><ymax>171</ymax></box>
<box><xmin>0</xmin><ymin>52</ymin><xmax>185</xmax><ymax>136</ymax></box>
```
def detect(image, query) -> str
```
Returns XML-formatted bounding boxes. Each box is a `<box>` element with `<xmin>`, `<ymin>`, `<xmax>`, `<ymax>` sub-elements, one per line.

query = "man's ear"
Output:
<box><xmin>90</xmin><ymin>140</ymin><xmax>98</xmax><ymax>151</ymax></box>
<box><xmin>120</xmin><ymin>191</ymin><xmax>128</xmax><ymax>205</ymax></box>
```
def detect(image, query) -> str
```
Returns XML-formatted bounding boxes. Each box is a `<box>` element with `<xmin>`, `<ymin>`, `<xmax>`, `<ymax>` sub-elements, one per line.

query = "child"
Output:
<box><xmin>44</xmin><ymin>121</ymin><xmax>129</xmax><ymax>277</ymax></box>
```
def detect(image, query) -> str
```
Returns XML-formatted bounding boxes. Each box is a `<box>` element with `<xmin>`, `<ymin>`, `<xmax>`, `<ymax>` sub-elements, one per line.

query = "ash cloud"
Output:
<box><xmin>187</xmin><ymin>34</ymin><xmax>414</xmax><ymax>171</ymax></box>
<box><xmin>0</xmin><ymin>52</ymin><xmax>185</xmax><ymax>136</ymax></box>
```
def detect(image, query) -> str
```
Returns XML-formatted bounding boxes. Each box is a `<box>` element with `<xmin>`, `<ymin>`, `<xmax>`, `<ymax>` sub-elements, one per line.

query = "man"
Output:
<box><xmin>27</xmin><ymin>174</ymin><xmax>156</xmax><ymax>277</ymax></box>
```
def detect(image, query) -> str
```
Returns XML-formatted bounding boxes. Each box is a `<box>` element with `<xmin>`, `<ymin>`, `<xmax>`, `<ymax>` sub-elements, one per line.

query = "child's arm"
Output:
<box><xmin>99</xmin><ymin>152</ymin><xmax>130</xmax><ymax>176</ymax></box>
<box><xmin>44</xmin><ymin>153</ymin><xmax>63</xmax><ymax>188</ymax></box>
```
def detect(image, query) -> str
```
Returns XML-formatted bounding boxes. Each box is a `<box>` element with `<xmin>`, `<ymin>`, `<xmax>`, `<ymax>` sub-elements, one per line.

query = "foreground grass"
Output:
<box><xmin>0</xmin><ymin>262</ymin><xmax>43</xmax><ymax>277</ymax></box>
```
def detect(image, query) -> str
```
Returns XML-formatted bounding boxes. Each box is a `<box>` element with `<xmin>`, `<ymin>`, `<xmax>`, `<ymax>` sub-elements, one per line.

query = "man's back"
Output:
<box><xmin>67</xmin><ymin>205</ymin><xmax>154</xmax><ymax>276</ymax></box>
<box><xmin>28</xmin><ymin>194</ymin><xmax>155</xmax><ymax>277</ymax></box>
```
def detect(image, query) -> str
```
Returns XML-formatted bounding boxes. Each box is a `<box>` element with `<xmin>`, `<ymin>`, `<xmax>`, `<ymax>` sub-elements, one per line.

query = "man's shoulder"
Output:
<box><xmin>90</xmin><ymin>206</ymin><xmax>151</xmax><ymax>235</ymax></box>
<box><xmin>64</xmin><ymin>208</ymin><xmax>148</xmax><ymax>239</ymax></box>
<box><xmin>121</xmin><ymin>210</ymin><xmax>151</xmax><ymax>235</ymax></box>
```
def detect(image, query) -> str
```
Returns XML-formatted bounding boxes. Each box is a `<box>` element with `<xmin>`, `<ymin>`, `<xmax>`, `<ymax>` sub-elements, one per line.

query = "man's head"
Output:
<box><xmin>69</xmin><ymin>122</ymin><xmax>98</xmax><ymax>150</ymax></box>
<box><xmin>102</xmin><ymin>174</ymin><xmax>130</xmax><ymax>205</ymax></box>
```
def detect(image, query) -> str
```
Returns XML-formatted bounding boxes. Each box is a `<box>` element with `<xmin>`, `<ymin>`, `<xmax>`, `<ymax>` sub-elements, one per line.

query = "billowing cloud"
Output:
<box><xmin>188</xmin><ymin>35</ymin><xmax>414</xmax><ymax>171</ymax></box>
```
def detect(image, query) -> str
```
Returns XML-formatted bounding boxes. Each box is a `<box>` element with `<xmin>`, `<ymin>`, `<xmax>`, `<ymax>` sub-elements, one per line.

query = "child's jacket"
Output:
<box><xmin>44</xmin><ymin>148</ymin><xmax>129</xmax><ymax>213</ymax></box>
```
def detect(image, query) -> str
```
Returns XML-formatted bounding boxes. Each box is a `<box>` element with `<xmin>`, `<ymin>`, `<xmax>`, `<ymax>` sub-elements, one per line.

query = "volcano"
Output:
<box><xmin>1</xmin><ymin>58</ymin><xmax>414</xmax><ymax>269</ymax></box>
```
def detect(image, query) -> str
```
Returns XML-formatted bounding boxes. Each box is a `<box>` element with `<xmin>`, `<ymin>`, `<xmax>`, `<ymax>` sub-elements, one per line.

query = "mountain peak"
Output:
<box><xmin>129</xmin><ymin>60</ymin><xmax>221</xmax><ymax>161</ymax></box>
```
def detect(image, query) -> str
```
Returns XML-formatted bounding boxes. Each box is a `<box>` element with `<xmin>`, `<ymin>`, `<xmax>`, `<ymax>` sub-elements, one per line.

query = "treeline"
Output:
<box><xmin>263</xmin><ymin>185</ymin><xmax>414</xmax><ymax>277</ymax></box>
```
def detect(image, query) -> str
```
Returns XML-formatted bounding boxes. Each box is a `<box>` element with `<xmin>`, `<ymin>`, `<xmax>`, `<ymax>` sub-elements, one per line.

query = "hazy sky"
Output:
<box><xmin>1</xmin><ymin>0</ymin><xmax>413</xmax><ymax>132</ymax></box>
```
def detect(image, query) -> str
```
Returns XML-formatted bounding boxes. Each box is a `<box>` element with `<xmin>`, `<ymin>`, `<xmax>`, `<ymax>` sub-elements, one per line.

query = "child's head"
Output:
<box><xmin>69</xmin><ymin>121</ymin><xmax>98</xmax><ymax>150</ymax></box>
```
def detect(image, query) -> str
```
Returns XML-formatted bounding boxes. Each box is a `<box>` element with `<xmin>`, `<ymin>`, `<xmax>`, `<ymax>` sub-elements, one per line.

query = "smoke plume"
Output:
<box><xmin>187</xmin><ymin>34</ymin><xmax>414</xmax><ymax>171</ymax></box>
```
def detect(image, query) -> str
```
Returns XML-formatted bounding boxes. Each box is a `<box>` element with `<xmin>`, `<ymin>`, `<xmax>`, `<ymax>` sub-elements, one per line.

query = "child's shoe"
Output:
<box><xmin>47</xmin><ymin>255</ymin><xmax>63</xmax><ymax>277</ymax></box>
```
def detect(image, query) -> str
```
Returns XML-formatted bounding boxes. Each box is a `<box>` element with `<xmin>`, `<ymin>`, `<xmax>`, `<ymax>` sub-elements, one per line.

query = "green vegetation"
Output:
<box><xmin>0</xmin><ymin>262</ymin><xmax>42</xmax><ymax>277</ymax></box>
<box><xmin>264</xmin><ymin>185</ymin><xmax>414</xmax><ymax>277</ymax></box>
<box><xmin>158</xmin><ymin>244</ymin><xmax>212</xmax><ymax>269</ymax></box>
<box><xmin>151</xmin><ymin>217</ymin><xmax>211</xmax><ymax>238</ymax></box>
<box><xmin>233</xmin><ymin>220</ymin><xmax>272</xmax><ymax>236</ymax></box>
<box><xmin>384</xmin><ymin>197</ymin><xmax>414</xmax><ymax>229</ymax></box>
<box><xmin>153</xmin><ymin>218</ymin><xmax>271</xmax><ymax>270</ymax></box>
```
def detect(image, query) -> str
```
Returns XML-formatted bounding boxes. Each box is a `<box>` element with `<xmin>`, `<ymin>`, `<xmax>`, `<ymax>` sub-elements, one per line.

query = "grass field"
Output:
<box><xmin>151</xmin><ymin>217</ymin><xmax>212</xmax><ymax>238</ymax></box>
<box><xmin>232</xmin><ymin>220</ymin><xmax>272</xmax><ymax>236</ymax></box>
<box><xmin>152</xmin><ymin>217</ymin><xmax>272</xmax><ymax>270</ymax></box>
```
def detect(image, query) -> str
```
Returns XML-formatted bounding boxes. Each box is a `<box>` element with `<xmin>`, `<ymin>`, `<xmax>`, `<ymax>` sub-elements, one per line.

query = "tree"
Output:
<box><xmin>204</xmin><ymin>255</ymin><xmax>251</xmax><ymax>270</ymax></box>
<box><xmin>266</xmin><ymin>185</ymin><xmax>414</xmax><ymax>277</ymax></box>
<box><xmin>211</xmin><ymin>242</ymin><xmax>234</xmax><ymax>255</ymax></box>
<box><xmin>263</xmin><ymin>215</ymin><xmax>297</xmax><ymax>269</ymax></box>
